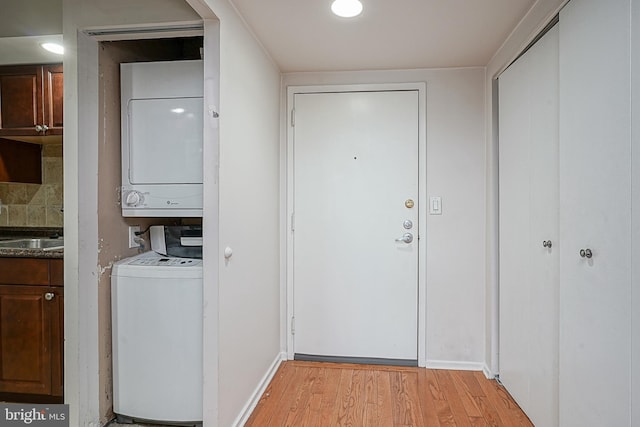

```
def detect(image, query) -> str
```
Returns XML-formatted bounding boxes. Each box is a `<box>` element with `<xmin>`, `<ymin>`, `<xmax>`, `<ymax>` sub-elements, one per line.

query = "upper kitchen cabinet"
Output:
<box><xmin>42</xmin><ymin>65</ymin><xmax>63</xmax><ymax>135</ymax></box>
<box><xmin>0</xmin><ymin>64</ymin><xmax>63</xmax><ymax>138</ymax></box>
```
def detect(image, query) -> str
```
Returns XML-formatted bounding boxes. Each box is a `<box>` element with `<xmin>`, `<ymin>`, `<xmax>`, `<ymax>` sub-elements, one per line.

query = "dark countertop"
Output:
<box><xmin>0</xmin><ymin>247</ymin><xmax>63</xmax><ymax>259</ymax></box>
<box><xmin>0</xmin><ymin>227</ymin><xmax>64</xmax><ymax>259</ymax></box>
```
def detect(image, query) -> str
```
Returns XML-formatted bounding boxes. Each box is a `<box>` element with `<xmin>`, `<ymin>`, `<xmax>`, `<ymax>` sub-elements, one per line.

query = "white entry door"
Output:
<box><xmin>292</xmin><ymin>90</ymin><xmax>419</xmax><ymax>362</ymax></box>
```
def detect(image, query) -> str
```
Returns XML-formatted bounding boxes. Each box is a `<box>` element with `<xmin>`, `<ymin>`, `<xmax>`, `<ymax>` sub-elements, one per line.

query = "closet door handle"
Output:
<box><xmin>579</xmin><ymin>248</ymin><xmax>593</xmax><ymax>259</ymax></box>
<box><xmin>543</xmin><ymin>240</ymin><xmax>552</xmax><ymax>248</ymax></box>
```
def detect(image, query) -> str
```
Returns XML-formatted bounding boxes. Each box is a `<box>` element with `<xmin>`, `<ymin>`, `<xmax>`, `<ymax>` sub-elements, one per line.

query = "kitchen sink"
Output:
<box><xmin>0</xmin><ymin>238</ymin><xmax>64</xmax><ymax>251</ymax></box>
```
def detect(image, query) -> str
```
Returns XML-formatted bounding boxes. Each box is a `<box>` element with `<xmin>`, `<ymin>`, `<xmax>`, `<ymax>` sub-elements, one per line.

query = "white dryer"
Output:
<box><xmin>111</xmin><ymin>251</ymin><xmax>203</xmax><ymax>425</ymax></box>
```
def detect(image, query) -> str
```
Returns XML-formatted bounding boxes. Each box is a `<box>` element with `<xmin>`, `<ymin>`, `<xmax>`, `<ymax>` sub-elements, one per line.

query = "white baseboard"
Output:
<box><xmin>232</xmin><ymin>352</ymin><xmax>286</xmax><ymax>427</ymax></box>
<box><xmin>424</xmin><ymin>360</ymin><xmax>486</xmax><ymax>372</ymax></box>
<box><xmin>482</xmin><ymin>364</ymin><xmax>495</xmax><ymax>379</ymax></box>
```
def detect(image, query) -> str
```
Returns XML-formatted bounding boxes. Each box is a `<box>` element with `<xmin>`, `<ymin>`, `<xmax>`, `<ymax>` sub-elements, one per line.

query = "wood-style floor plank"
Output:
<box><xmin>450</xmin><ymin>371</ymin><xmax>483</xmax><ymax>419</ymax></box>
<box><xmin>474</xmin><ymin>371</ymin><xmax>534</xmax><ymax>427</ymax></box>
<box><xmin>377</xmin><ymin>365</ymin><xmax>395</xmax><ymax>426</ymax></box>
<box><xmin>246</xmin><ymin>362</ymin><xmax>295</xmax><ymax>426</ymax></box>
<box><xmin>416</xmin><ymin>368</ymin><xmax>441</xmax><ymax>426</ymax></box>
<box><xmin>425</xmin><ymin>368</ymin><xmax>456</xmax><ymax>426</ymax></box>
<box><xmin>244</xmin><ymin>361</ymin><xmax>533</xmax><ymax>427</ymax></box>
<box><xmin>434</xmin><ymin>370</ymin><xmax>473</xmax><ymax>427</ymax></box>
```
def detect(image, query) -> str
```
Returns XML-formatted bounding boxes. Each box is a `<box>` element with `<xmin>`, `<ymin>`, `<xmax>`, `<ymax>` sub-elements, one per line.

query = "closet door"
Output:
<box><xmin>559</xmin><ymin>1</ymin><xmax>631</xmax><ymax>426</ymax></box>
<box><xmin>499</xmin><ymin>25</ymin><xmax>559</xmax><ymax>427</ymax></box>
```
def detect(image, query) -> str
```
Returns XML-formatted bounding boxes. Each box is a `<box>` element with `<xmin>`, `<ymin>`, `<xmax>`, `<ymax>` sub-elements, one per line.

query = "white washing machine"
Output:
<box><xmin>111</xmin><ymin>251</ymin><xmax>203</xmax><ymax>425</ymax></box>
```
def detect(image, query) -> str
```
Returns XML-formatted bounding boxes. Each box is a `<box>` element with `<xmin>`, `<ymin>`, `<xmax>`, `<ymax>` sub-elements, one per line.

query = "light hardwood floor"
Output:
<box><xmin>245</xmin><ymin>360</ymin><xmax>533</xmax><ymax>426</ymax></box>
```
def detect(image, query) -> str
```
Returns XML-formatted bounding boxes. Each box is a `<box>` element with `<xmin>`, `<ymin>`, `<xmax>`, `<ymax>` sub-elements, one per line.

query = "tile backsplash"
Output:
<box><xmin>0</xmin><ymin>144</ymin><xmax>63</xmax><ymax>227</ymax></box>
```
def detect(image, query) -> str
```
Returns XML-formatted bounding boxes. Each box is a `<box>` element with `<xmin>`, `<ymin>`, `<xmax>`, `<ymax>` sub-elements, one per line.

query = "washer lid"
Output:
<box><xmin>113</xmin><ymin>251</ymin><xmax>202</xmax><ymax>279</ymax></box>
<box><xmin>128</xmin><ymin>256</ymin><xmax>201</xmax><ymax>267</ymax></box>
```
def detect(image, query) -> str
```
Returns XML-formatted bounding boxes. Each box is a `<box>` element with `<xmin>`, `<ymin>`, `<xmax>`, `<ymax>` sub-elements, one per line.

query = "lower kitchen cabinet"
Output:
<box><xmin>0</xmin><ymin>258</ymin><xmax>63</xmax><ymax>402</ymax></box>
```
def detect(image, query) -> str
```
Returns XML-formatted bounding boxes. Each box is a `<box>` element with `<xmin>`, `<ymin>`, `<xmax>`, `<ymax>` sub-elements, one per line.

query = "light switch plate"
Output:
<box><xmin>429</xmin><ymin>196</ymin><xmax>442</xmax><ymax>215</ymax></box>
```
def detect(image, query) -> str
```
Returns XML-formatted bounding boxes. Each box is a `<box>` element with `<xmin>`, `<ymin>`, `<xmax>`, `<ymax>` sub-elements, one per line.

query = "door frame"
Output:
<box><xmin>284</xmin><ymin>83</ymin><xmax>427</xmax><ymax>366</ymax></box>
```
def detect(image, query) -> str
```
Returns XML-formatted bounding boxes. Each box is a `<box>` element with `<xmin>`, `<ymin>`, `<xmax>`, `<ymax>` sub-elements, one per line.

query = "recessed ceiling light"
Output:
<box><xmin>41</xmin><ymin>42</ymin><xmax>64</xmax><ymax>55</ymax></box>
<box><xmin>331</xmin><ymin>0</ymin><xmax>363</xmax><ymax>18</ymax></box>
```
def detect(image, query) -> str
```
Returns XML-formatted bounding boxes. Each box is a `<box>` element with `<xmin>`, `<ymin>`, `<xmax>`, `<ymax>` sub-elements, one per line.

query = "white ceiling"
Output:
<box><xmin>230</xmin><ymin>0</ymin><xmax>536</xmax><ymax>72</ymax></box>
<box><xmin>0</xmin><ymin>0</ymin><xmax>536</xmax><ymax>71</ymax></box>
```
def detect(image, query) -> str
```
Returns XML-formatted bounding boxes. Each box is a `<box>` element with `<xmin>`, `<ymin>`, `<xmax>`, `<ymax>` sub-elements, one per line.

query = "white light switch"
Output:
<box><xmin>429</xmin><ymin>196</ymin><xmax>442</xmax><ymax>215</ymax></box>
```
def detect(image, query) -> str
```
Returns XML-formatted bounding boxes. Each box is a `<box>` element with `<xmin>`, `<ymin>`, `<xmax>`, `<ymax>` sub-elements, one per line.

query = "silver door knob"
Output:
<box><xmin>403</xmin><ymin>220</ymin><xmax>413</xmax><ymax>230</ymax></box>
<box><xmin>41</xmin><ymin>124</ymin><xmax>49</xmax><ymax>132</ymax></box>
<box><xmin>35</xmin><ymin>124</ymin><xmax>44</xmax><ymax>132</ymax></box>
<box><xmin>44</xmin><ymin>292</ymin><xmax>55</xmax><ymax>301</ymax></box>
<box><xmin>543</xmin><ymin>240</ymin><xmax>552</xmax><ymax>248</ymax></box>
<box><xmin>395</xmin><ymin>233</ymin><xmax>413</xmax><ymax>244</ymax></box>
<box><xmin>579</xmin><ymin>248</ymin><xmax>593</xmax><ymax>259</ymax></box>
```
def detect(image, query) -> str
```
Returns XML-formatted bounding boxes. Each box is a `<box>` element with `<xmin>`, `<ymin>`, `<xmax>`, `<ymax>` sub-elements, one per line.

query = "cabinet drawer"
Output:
<box><xmin>0</xmin><ymin>258</ymin><xmax>50</xmax><ymax>285</ymax></box>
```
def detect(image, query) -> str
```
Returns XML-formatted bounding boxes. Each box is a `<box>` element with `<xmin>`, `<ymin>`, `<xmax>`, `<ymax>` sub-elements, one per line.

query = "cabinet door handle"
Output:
<box><xmin>41</xmin><ymin>124</ymin><xmax>49</xmax><ymax>132</ymax></box>
<box><xmin>44</xmin><ymin>292</ymin><xmax>55</xmax><ymax>301</ymax></box>
<box><xmin>543</xmin><ymin>240</ymin><xmax>552</xmax><ymax>248</ymax></box>
<box><xmin>35</xmin><ymin>125</ymin><xmax>43</xmax><ymax>132</ymax></box>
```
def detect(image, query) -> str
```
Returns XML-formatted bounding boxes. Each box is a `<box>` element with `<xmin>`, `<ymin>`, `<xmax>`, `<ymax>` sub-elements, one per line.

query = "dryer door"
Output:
<box><xmin>128</xmin><ymin>96</ymin><xmax>203</xmax><ymax>185</ymax></box>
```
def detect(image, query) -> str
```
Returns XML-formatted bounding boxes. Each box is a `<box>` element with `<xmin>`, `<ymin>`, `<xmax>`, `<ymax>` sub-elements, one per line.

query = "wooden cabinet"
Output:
<box><xmin>0</xmin><ymin>64</ymin><xmax>63</xmax><ymax>137</ymax></box>
<box><xmin>0</xmin><ymin>258</ymin><xmax>63</xmax><ymax>401</ymax></box>
<box><xmin>42</xmin><ymin>65</ymin><xmax>64</xmax><ymax>135</ymax></box>
<box><xmin>0</xmin><ymin>138</ymin><xmax>42</xmax><ymax>184</ymax></box>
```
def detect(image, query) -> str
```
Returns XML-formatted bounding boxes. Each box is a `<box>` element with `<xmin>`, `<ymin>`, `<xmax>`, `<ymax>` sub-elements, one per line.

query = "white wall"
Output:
<box><xmin>631</xmin><ymin>1</ymin><xmax>640</xmax><ymax>424</ymax></box>
<box><xmin>283</xmin><ymin>68</ymin><xmax>487</xmax><ymax>368</ymax></box>
<box><xmin>484</xmin><ymin>0</ymin><xmax>567</xmax><ymax>375</ymax></box>
<box><xmin>189</xmin><ymin>1</ymin><xmax>282</xmax><ymax>426</ymax></box>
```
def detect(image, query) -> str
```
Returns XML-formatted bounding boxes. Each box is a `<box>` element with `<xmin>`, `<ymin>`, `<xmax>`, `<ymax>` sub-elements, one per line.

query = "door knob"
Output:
<box><xmin>395</xmin><ymin>233</ymin><xmax>413</xmax><ymax>244</ymax></box>
<box><xmin>543</xmin><ymin>240</ymin><xmax>552</xmax><ymax>248</ymax></box>
<box><xmin>579</xmin><ymin>248</ymin><xmax>593</xmax><ymax>259</ymax></box>
<box><xmin>44</xmin><ymin>292</ymin><xmax>55</xmax><ymax>301</ymax></box>
<box><xmin>403</xmin><ymin>220</ymin><xmax>413</xmax><ymax>230</ymax></box>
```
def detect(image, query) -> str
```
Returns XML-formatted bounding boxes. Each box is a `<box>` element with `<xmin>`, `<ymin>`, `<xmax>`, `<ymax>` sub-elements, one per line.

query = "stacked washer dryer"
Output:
<box><xmin>111</xmin><ymin>225</ymin><xmax>203</xmax><ymax>425</ymax></box>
